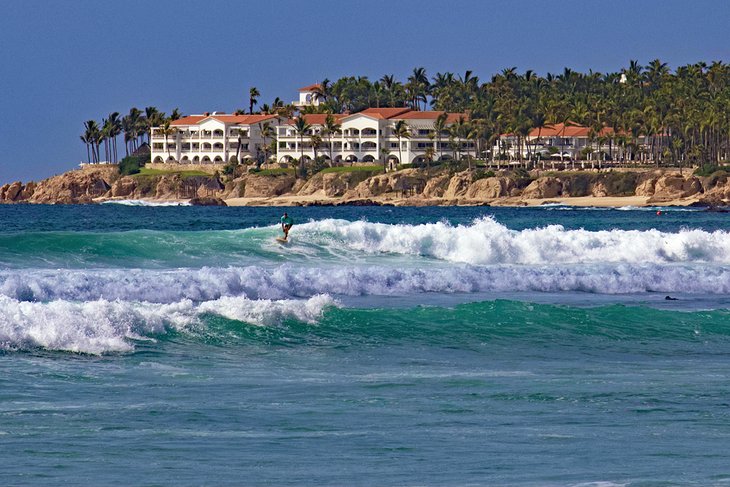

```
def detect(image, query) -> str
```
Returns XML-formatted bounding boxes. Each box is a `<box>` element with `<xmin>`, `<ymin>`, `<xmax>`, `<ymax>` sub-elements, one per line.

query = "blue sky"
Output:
<box><xmin>0</xmin><ymin>0</ymin><xmax>728</xmax><ymax>183</ymax></box>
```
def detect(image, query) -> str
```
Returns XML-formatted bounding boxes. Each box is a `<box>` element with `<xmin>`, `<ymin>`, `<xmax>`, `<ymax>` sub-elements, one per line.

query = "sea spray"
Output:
<box><xmin>297</xmin><ymin>217</ymin><xmax>730</xmax><ymax>264</ymax></box>
<box><xmin>3</xmin><ymin>217</ymin><xmax>730</xmax><ymax>269</ymax></box>
<box><xmin>3</xmin><ymin>263</ymin><xmax>730</xmax><ymax>303</ymax></box>
<box><xmin>0</xmin><ymin>294</ymin><xmax>335</xmax><ymax>354</ymax></box>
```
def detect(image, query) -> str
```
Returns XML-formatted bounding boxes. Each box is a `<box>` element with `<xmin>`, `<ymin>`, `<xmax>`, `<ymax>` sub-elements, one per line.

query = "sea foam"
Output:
<box><xmin>2</xmin><ymin>264</ymin><xmax>730</xmax><ymax>304</ymax></box>
<box><xmin>0</xmin><ymin>294</ymin><xmax>335</xmax><ymax>354</ymax></box>
<box><xmin>297</xmin><ymin>217</ymin><xmax>730</xmax><ymax>265</ymax></box>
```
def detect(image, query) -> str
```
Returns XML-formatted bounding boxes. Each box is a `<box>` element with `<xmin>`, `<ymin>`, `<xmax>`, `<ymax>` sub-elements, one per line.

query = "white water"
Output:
<box><xmin>0</xmin><ymin>294</ymin><xmax>335</xmax><ymax>354</ymax></box>
<box><xmin>297</xmin><ymin>218</ymin><xmax>730</xmax><ymax>265</ymax></box>
<box><xmin>101</xmin><ymin>199</ymin><xmax>191</xmax><ymax>207</ymax></box>
<box><xmin>2</xmin><ymin>264</ymin><xmax>730</xmax><ymax>304</ymax></box>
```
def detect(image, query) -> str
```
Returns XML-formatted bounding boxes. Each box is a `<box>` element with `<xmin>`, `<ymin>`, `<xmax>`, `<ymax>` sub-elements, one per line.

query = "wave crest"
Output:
<box><xmin>297</xmin><ymin>217</ymin><xmax>730</xmax><ymax>265</ymax></box>
<box><xmin>0</xmin><ymin>294</ymin><xmax>335</xmax><ymax>354</ymax></box>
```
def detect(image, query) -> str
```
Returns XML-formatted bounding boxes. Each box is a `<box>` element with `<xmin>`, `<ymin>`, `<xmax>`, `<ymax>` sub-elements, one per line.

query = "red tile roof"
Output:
<box><xmin>395</xmin><ymin>111</ymin><xmax>468</xmax><ymax>123</ymax></box>
<box><xmin>284</xmin><ymin>114</ymin><xmax>346</xmax><ymax>126</ymax></box>
<box><xmin>298</xmin><ymin>83</ymin><xmax>321</xmax><ymax>92</ymax></box>
<box><xmin>528</xmin><ymin>122</ymin><xmax>615</xmax><ymax>138</ymax></box>
<box><xmin>171</xmin><ymin>114</ymin><xmax>278</xmax><ymax>126</ymax></box>
<box><xmin>356</xmin><ymin>107</ymin><xmax>412</xmax><ymax>119</ymax></box>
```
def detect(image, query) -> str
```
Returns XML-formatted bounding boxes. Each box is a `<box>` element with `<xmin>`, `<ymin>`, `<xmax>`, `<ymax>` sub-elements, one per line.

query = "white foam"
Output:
<box><xmin>0</xmin><ymin>294</ymin><xmax>335</xmax><ymax>355</ymax></box>
<box><xmin>101</xmin><ymin>199</ymin><xmax>191</xmax><ymax>207</ymax></box>
<box><xmin>2</xmin><ymin>264</ymin><xmax>730</xmax><ymax>304</ymax></box>
<box><xmin>296</xmin><ymin>217</ymin><xmax>730</xmax><ymax>265</ymax></box>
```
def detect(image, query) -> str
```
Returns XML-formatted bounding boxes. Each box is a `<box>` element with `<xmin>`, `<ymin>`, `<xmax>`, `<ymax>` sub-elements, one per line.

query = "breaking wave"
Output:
<box><xmin>297</xmin><ymin>217</ymin><xmax>730</xmax><ymax>264</ymax></box>
<box><xmin>0</xmin><ymin>294</ymin><xmax>335</xmax><ymax>354</ymax></box>
<box><xmin>101</xmin><ymin>199</ymin><xmax>191</xmax><ymax>206</ymax></box>
<box><xmin>2</xmin><ymin>263</ymin><xmax>730</xmax><ymax>304</ymax></box>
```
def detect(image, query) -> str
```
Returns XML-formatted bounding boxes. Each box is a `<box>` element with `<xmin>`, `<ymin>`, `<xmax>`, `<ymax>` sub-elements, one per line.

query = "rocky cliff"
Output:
<box><xmin>2</xmin><ymin>165</ymin><xmax>729</xmax><ymax>206</ymax></box>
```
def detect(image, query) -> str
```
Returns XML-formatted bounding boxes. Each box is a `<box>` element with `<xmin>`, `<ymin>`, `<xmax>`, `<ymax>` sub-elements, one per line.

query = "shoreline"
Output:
<box><xmin>220</xmin><ymin>194</ymin><xmax>701</xmax><ymax>208</ymax></box>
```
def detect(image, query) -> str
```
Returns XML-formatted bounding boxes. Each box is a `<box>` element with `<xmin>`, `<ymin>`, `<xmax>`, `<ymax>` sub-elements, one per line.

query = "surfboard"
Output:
<box><xmin>275</xmin><ymin>237</ymin><xmax>288</xmax><ymax>244</ymax></box>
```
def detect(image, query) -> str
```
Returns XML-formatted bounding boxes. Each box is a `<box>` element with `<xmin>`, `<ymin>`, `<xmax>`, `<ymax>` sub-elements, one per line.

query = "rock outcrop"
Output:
<box><xmin>521</xmin><ymin>177</ymin><xmax>562</xmax><ymax>199</ymax></box>
<box><xmin>241</xmin><ymin>174</ymin><xmax>296</xmax><ymax>197</ymax></box>
<box><xmin>648</xmin><ymin>175</ymin><xmax>703</xmax><ymax>202</ymax></box>
<box><xmin>4</xmin><ymin>164</ymin><xmax>728</xmax><ymax>207</ymax></box>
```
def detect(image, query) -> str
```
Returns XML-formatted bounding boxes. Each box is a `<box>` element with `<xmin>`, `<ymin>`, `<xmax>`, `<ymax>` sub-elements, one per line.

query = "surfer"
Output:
<box><xmin>280</xmin><ymin>212</ymin><xmax>294</xmax><ymax>240</ymax></box>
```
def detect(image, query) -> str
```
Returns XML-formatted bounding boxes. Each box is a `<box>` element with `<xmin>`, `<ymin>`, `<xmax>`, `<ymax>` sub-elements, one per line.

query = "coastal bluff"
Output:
<box><xmin>2</xmin><ymin>165</ymin><xmax>729</xmax><ymax>207</ymax></box>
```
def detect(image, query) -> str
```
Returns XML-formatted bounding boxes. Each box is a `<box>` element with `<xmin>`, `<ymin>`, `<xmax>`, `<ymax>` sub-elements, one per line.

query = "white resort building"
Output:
<box><xmin>150</xmin><ymin>113</ymin><xmax>281</xmax><ymax>164</ymax></box>
<box><xmin>496</xmin><ymin>122</ymin><xmax>644</xmax><ymax>162</ymax></box>
<box><xmin>292</xmin><ymin>84</ymin><xmax>322</xmax><ymax>108</ymax></box>
<box><xmin>276</xmin><ymin>108</ymin><xmax>469</xmax><ymax>170</ymax></box>
<box><xmin>149</xmin><ymin>85</ymin><xmax>470</xmax><ymax>170</ymax></box>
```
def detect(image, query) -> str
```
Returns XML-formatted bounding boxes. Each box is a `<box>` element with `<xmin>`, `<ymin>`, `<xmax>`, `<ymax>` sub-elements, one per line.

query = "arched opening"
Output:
<box><xmin>213</xmin><ymin>156</ymin><xmax>223</xmax><ymax>163</ymax></box>
<box><xmin>386</xmin><ymin>155</ymin><xmax>399</xmax><ymax>172</ymax></box>
<box><xmin>213</xmin><ymin>129</ymin><xmax>224</xmax><ymax>137</ymax></box>
<box><xmin>202</xmin><ymin>143</ymin><xmax>212</xmax><ymax>150</ymax></box>
<box><xmin>345</xmin><ymin>155</ymin><xmax>358</xmax><ymax>163</ymax></box>
<box><xmin>192</xmin><ymin>156</ymin><xmax>200</xmax><ymax>163</ymax></box>
<box><xmin>362</xmin><ymin>127</ymin><xmax>377</xmax><ymax>137</ymax></box>
<box><xmin>167</xmin><ymin>156</ymin><xmax>176</xmax><ymax>162</ymax></box>
<box><xmin>362</xmin><ymin>141</ymin><xmax>377</xmax><ymax>151</ymax></box>
<box><xmin>362</xmin><ymin>155</ymin><xmax>376</xmax><ymax>162</ymax></box>
<box><xmin>202</xmin><ymin>156</ymin><xmax>211</xmax><ymax>163</ymax></box>
<box><xmin>412</xmin><ymin>155</ymin><xmax>427</xmax><ymax>167</ymax></box>
<box><xmin>181</xmin><ymin>156</ymin><xmax>190</xmax><ymax>163</ymax></box>
<box><xmin>153</xmin><ymin>156</ymin><xmax>164</xmax><ymax>163</ymax></box>
<box><xmin>213</xmin><ymin>142</ymin><xmax>224</xmax><ymax>150</ymax></box>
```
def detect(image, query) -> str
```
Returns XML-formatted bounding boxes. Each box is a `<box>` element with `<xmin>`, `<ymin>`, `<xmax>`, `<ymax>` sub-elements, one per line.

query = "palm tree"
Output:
<box><xmin>293</xmin><ymin>117</ymin><xmax>312</xmax><ymax>177</ymax></box>
<box><xmin>144</xmin><ymin>107</ymin><xmax>162</xmax><ymax>143</ymax></box>
<box><xmin>249</xmin><ymin>87</ymin><xmax>260</xmax><ymax>114</ymax></box>
<box><xmin>107</xmin><ymin>112</ymin><xmax>122</xmax><ymax>163</ymax></box>
<box><xmin>392</xmin><ymin>119</ymin><xmax>411</xmax><ymax>168</ymax></box>
<box><xmin>80</xmin><ymin>133</ymin><xmax>91</xmax><ymax>163</ymax></box>
<box><xmin>322</xmin><ymin>114</ymin><xmax>342</xmax><ymax>165</ymax></box>
<box><xmin>423</xmin><ymin>146</ymin><xmax>436</xmax><ymax>170</ymax></box>
<box><xmin>160</xmin><ymin>120</ymin><xmax>178</xmax><ymax>159</ymax></box>
<box><xmin>258</xmin><ymin>121</ymin><xmax>275</xmax><ymax>167</ymax></box>
<box><xmin>433</xmin><ymin>112</ymin><xmax>449</xmax><ymax>162</ymax></box>
<box><xmin>407</xmin><ymin>66</ymin><xmax>430</xmax><ymax>110</ymax></box>
<box><xmin>380</xmin><ymin>147</ymin><xmax>391</xmax><ymax>173</ymax></box>
<box><xmin>101</xmin><ymin>117</ymin><xmax>112</xmax><ymax>163</ymax></box>
<box><xmin>312</xmin><ymin>79</ymin><xmax>331</xmax><ymax>104</ymax></box>
<box><xmin>310</xmin><ymin>134</ymin><xmax>323</xmax><ymax>162</ymax></box>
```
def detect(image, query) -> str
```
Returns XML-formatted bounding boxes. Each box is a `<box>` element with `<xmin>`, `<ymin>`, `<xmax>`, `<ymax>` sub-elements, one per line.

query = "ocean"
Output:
<box><xmin>1</xmin><ymin>202</ymin><xmax>730</xmax><ymax>486</ymax></box>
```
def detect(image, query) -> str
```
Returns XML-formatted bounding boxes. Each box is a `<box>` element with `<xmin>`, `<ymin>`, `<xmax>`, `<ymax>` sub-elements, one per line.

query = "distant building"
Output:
<box><xmin>276</xmin><ymin>108</ymin><xmax>469</xmax><ymax>170</ymax></box>
<box><xmin>150</xmin><ymin>113</ymin><xmax>281</xmax><ymax>164</ymax></box>
<box><xmin>496</xmin><ymin>122</ymin><xmax>645</xmax><ymax>162</ymax></box>
<box><xmin>292</xmin><ymin>84</ymin><xmax>322</xmax><ymax>108</ymax></box>
<box><xmin>149</xmin><ymin>86</ymin><xmax>470</xmax><ymax>170</ymax></box>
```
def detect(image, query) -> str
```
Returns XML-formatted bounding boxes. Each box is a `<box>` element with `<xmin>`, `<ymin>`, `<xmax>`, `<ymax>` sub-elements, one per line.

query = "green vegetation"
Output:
<box><xmin>134</xmin><ymin>167</ymin><xmax>209</xmax><ymax>178</ymax></box>
<box><xmin>319</xmin><ymin>165</ymin><xmax>382</xmax><ymax>174</ymax></box>
<box><xmin>118</xmin><ymin>154</ymin><xmax>149</xmax><ymax>176</ymax></box>
<box><xmin>85</xmin><ymin>61</ymin><xmax>730</xmax><ymax>180</ymax></box>
<box><xmin>474</xmin><ymin>169</ymin><xmax>496</xmax><ymax>180</ymax></box>
<box><xmin>250</xmin><ymin>167</ymin><xmax>295</xmax><ymax>176</ymax></box>
<box><xmin>694</xmin><ymin>164</ymin><xmax>725</xmax><ymax>177</ymax></box>
<box><xmin>305</xmin><ymin>62</ymin><xmax>730</xmax><ymax>168</ymax></box>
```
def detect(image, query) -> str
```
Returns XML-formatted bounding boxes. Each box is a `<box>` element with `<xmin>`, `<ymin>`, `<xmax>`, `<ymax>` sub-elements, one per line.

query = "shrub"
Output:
<box><xmin>473</xmin><ymin>169</ymin><xmax>496</xmax><ymax>181</ymax></box>
<box><xmin>222</xmin><ymin>159</ymin><xmax>239</xmax><ymax>176</ymax></box>
<box><xmin>694</xmin><ymin>164</ymin><xmax>723</xmax><ymax>177</ymax></box>
<box><xmin>118</xmin><ymin>154</ymin><xmax>148</xmax><ymax>176</ymax></box>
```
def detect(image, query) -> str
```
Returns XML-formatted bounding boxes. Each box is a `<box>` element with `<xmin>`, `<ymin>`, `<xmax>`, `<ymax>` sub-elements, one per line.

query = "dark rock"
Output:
<box><xmin>189</xmin><ymin>197</ymin><xmax>227</xmax><ymax>206</ymax></box>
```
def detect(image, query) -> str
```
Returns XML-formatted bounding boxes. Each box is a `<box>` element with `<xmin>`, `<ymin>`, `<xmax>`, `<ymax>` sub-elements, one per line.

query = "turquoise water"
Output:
<box><xmin>1</xmin><ymin>203</ymin><xmax>730</xmax><ymax>486</ymax></box>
